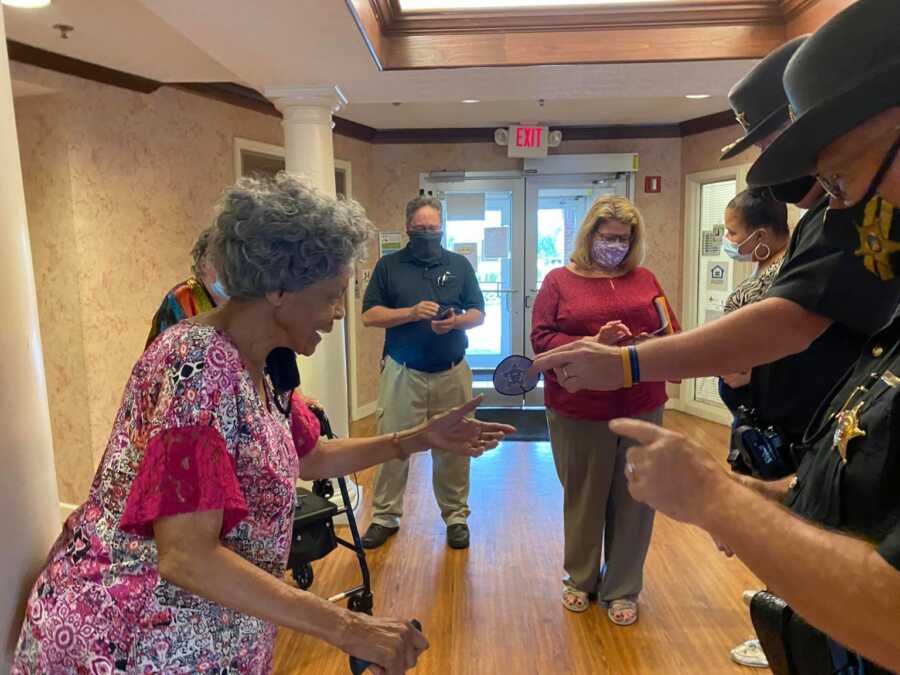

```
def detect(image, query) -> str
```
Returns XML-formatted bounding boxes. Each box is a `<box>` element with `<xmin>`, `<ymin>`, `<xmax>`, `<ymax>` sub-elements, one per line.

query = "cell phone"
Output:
<box><xmin>436</xmin><ymin>306</ymin><xmax>455</xmax><ymax>320</ymax></box>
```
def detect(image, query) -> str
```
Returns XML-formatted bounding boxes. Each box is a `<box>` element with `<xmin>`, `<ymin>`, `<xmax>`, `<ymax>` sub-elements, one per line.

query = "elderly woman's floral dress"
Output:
<box><xmin>12</xmin><ymin>322</ymin><xmax>320</xmax><ymax>674</ymax></box>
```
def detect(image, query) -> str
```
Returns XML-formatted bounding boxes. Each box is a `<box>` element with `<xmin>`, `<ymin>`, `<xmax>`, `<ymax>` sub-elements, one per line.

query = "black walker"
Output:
<box><xmin>287</xmin><ymin>406</ymin><xmax>374</xmax><ymax>616</ymax></box>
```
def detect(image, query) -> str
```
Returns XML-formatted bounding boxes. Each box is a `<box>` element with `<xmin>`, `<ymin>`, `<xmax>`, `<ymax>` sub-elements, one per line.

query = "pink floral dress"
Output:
<box><xmin>13</xmin><ymin>322</ymin><xmax>320</xmax><ymax>674</ymax></box>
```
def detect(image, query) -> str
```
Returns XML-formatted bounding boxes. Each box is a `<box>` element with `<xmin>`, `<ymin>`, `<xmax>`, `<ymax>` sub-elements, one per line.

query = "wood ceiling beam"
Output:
<box><xmin>382</xmin><ymin>1</ymin><xmax>784</xmax><ymax>34</ymax></box>
<box><xmin>347</xmin><ymin>1</ymin><xmax>787</xmax><ymax>70</ymax></box>
<box><xmin>385</xmin><ymin>24</ymin><xmax>784</xmax><ymax>69</ymax></box>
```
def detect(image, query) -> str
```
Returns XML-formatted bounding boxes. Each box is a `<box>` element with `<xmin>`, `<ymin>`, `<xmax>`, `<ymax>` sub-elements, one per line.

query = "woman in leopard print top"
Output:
<box><xmin>719</xmin><ymin>189</ymin><xmax>791</xmax><ymax>403</ymax></box>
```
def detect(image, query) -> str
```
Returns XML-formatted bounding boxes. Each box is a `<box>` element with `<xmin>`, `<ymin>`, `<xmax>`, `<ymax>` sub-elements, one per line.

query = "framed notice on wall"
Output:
<box><xmin>453</xmin><ymin>242</ymin><xmax>478</xmax><ymax>270</ymax></box>
<box><xmin>379</xmin><ymin>231</ymin><xmax>403</xmax><ymax>257</ymax></box>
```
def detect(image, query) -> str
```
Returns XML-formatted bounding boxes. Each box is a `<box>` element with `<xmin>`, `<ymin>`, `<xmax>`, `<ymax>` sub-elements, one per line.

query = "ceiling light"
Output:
<box><xmin>685</xmin><ymin>94</ymin><xmax>711</xmax><ymax>100</ymax></box>
<box><xmin>461</xmin><ymin>99</ymin><xmax>480</xmax><ymax>104</ymax></box>
<box><xmin>2</xmin><ymin>0</ymin><xmax>52</xmax><ymax>7</ymax></box>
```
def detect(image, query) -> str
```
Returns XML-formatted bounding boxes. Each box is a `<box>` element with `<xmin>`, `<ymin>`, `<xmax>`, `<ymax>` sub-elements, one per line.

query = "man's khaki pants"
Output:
<box><xmin>370</xmin><ymin>356</ymin><xmax>473</xmax><ymax>528</ymax></box>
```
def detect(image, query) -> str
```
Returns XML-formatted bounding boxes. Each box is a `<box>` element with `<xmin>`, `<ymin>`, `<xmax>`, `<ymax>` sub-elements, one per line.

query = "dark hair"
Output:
<box><xmin>726</xmin><ymin>189</ymin><xmax>789</xmax><ymax>235</ymax></box>
<box><xmin>190</xmin><ymin>227</ymin><xmax>213</xmax><ymax>277</ymax></box>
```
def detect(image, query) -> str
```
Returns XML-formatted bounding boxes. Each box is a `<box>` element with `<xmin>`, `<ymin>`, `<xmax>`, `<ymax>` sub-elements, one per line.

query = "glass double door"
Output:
<box><xmin>421</xmin><ymin>172</ymin><xmax>631</xmax><ymax>406</ymax></box>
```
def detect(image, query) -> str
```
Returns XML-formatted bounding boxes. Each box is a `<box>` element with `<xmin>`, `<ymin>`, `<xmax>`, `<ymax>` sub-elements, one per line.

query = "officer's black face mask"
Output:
<box><xmin>767</xmin><ymin>175</ymin><xmax>818</xmax><ymax>204</ymax></box>
<box><xmin>409</xmin><ymin>231</ymin><xmax>443</xmax><ymax>265</ymax></box>
<box><xmin>823</xmin><ymin>136</ymin><xmax>900</xmax><ymax>282</ymax></box>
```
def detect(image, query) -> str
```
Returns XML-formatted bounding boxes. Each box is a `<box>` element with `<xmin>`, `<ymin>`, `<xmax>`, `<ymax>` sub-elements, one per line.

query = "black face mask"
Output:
<box><xmin>265</xmin><ymin>347</ymin><xmax>300</xmax><ymax>417</ymax></box>
<box><xmin>409</xmin><ymin>232</ymin><xmax>443</xmax><ymax>265</ymax></box>
<box><xmin>824</xmin><ymin>136</ymin><xmax>900</xmax><ymax>282</ymax></box>
<box><xmin>767</xmin><ymin>175</ymin><xmax>818</xmax><ymax>205</ymax></box>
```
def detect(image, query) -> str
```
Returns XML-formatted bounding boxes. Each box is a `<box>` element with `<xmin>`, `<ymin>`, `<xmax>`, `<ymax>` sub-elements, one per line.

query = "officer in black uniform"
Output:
<box><xmin>605</xmin><ymin>1</ymin><xmax>900</xmax><ymax>672</ymax></box>
<box><xmin>718</xmin><ymin>36</ymin><xmax>879</xmax><ymax>477</ymax></box>
<box><xmin>360</xmin><ymin>195</ymin><xmax>486</xmax><ymax>551</ymax></box>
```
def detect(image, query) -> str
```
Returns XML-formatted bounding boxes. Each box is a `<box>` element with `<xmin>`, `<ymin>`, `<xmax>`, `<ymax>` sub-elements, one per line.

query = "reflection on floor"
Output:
<box><xmin>273</xmin><ymin>411</ymin><xmax>766</xmax><ymax>675</ymax></box>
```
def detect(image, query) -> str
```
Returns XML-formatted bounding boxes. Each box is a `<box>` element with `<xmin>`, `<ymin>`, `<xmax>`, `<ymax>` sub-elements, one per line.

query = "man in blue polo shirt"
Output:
<box><xmin>361</xmin><ymin>195</ymin><xmax>485</xmax><ymax>550</ymax></box>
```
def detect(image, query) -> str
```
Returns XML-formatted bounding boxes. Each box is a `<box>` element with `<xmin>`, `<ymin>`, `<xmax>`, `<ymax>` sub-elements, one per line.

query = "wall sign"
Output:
<box><xmin>507</xmin><ymin>125</ymin><xmax>549</xmax><ymax>158</ymax></box>
<box><xmin>453</xmin><ymin>242</ymin><xmax>478</xmax><ymax>270</ymax></box>
<box><xmin>379</xmin><ymin>231</ymin><xmax>403</xmax><ymax>257</ymax></box>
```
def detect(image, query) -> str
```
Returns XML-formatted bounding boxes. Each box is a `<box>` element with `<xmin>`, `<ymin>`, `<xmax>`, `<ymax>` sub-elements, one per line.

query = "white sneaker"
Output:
<box><xmin>730</xmin><ymin>638</ymin><xmax>769</xmax><ymax>668</ymax></box>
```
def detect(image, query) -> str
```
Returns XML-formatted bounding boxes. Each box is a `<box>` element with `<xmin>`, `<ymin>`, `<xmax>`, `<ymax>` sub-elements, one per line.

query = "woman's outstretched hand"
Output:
<box><xmin>417</xmin><ymin>396</ymin><xmax>515</xmax><ymax>456</ymax></box>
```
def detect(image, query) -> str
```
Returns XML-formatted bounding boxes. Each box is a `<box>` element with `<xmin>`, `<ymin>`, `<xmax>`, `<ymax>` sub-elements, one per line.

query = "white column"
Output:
<box><xmin>0</xmin><ymin>15</ymin><xmax>63</xmax><ymax>669</ymax></box>
<box><xmin>266</xmin><ymin>85</ymin><xmax>350</xmax><ymax>438</ymax></box>
<box><xmin>266</xmin><ymin>86</ymin><xmax>361</xmax><ymax>519</ymax></box>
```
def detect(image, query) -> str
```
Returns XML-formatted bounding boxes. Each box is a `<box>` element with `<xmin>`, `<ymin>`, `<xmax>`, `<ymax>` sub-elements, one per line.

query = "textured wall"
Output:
<box><xmin>13</xmin><ymin>62</ymin><xmax>285</xmax><ymax>502</ymax></box>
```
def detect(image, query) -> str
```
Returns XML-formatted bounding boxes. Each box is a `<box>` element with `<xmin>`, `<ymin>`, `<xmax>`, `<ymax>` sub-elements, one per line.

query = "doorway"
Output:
<box><xmin>420</xmin><ymin>155</ymin><xmax>636</xmax><ymax>407</ymax></box>
<box><xmin>680</xmin><ymin>165</ymin><xmax>752</xmax><ymax>424</ymax></box>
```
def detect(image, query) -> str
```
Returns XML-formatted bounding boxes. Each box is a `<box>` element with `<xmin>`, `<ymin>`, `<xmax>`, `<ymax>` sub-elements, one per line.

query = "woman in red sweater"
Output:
<box><xmin>531</xmin><ymin>195</ymin><xmax>679</xmax><ymax>626</ymax></box>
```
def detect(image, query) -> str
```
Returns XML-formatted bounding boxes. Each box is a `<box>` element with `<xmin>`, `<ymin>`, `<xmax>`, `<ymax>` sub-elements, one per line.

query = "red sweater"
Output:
<box><xmin>531</xmin><ymin>266</ymin><xmax>680</xmax><ymax>421</ymax></box>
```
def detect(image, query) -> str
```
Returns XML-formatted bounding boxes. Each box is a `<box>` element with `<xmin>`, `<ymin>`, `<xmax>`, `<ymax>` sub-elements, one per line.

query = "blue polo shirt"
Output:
<box><xmin>362</xmin><ymin>246</ymin><xmax>485</xmax><ymax>373</ymax></box>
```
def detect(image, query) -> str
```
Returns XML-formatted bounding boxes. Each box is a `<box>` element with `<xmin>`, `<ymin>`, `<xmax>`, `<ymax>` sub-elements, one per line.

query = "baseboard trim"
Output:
<box><xmin>665</xmin><ymin>398</ymin><xmax>686</xmax><ymax>412</ymax></box>
<box><xmin>352</xmin><ymin>401</ymin><xmax>377</xmax><ymax>422</ymax></box>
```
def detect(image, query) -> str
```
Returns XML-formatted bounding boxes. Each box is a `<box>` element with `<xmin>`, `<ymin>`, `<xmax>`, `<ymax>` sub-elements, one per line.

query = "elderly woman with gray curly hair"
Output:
<box><xmin>13</xmin><ymin>173</ymin><xmax>513</xmax><ymax>675</ymax></box>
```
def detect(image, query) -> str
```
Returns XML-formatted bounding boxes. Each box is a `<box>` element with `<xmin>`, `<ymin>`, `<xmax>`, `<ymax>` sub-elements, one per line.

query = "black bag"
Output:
<box><xmin>730</xmin><ymin>406</ymin><xmax>801</xmax><ymax>479</ymax></box>
<box><xmin>291</xmin><ymin>487</ymin><xmax>338</xmax><ymax>564</ymax></box>
<box><xmin>750</xmin><ymin>591</ymin><xmax>833</xmax><ymax>674</ymax></box>
<box><xmin>749</xmin><ymin>591</ymin><xmax>892</xmax><ymax>675</ymax></box>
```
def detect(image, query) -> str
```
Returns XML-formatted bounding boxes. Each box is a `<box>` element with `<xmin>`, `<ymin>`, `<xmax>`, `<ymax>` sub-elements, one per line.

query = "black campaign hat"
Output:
<box><xmin>720</xmin><ymin>36</ymin><xmax>807</xmax><ymax>160</ymax></box>
<box><xmin>747</xmin><ymin>0</ymin><xmax>900</xmax><ymax>187</ymax></box>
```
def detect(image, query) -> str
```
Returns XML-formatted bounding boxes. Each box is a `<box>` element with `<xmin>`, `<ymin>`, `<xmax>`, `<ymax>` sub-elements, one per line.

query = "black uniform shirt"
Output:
<box><xmin>786</xmin><ymin>309</ymin><xmax>900</xmax><ymax>571</ymax></box>
<box><xmin>749</xmin><ymin>199</ymin><xmax>889</xmax><ymax>441</ymax></box>
<box><xmin>362</xmin><ymin>246</ymin><xmax>485</xmax><ymax>373</ymax></box>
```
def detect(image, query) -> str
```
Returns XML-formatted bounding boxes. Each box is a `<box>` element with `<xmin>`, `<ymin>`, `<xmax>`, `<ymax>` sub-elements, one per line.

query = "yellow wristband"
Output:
<box><xmin>620</xmin><ymin>347</ymin><xmax>633</xmax><ymax>389</ymax></box>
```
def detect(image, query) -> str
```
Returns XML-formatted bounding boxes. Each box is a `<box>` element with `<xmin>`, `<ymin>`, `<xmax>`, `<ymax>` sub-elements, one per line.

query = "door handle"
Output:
<box><xmin>525</xmin><ymin>294</ymin><xmax>533</xmax><ymax>309</ymax></box>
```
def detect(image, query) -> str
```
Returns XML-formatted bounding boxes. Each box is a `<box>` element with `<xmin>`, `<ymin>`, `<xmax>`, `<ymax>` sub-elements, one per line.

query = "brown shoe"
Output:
<box><xmin>362</xmin><ymin>523</ymin><xmax>399</xmax><ymax>549</ymax></box>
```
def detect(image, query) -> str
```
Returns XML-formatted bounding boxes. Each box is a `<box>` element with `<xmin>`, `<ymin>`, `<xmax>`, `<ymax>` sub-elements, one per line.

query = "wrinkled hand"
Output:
<box><xmin>529</xmin><ymin>340</ymin><xmax>623</xmax><ymax>393</ymax></box>
<box><xmin>608</xmin><ymin>418</ymin><xmax>732</xmax><ymax>527</ymax></box>
<box><xmin>430</xmin><ymin>311</ymin><xmax>457</xmax><ymax>335</ymax></box>
<box><xmin>299</xmin><ymin>394</ymin><xmax>321</xmax><ymax>409</ymax></box>
<box><xmin>419</xmin><ymin>396</ymin><xmax>515</xmax><ymax>456</ymax></box>
<box><xmin>722</xmin><ymin>371</ymin><xmax>751</xmax><ymax>388</ymax></box>
<box><xmin>409</xmin><ymin>301</ymin><xmax>440</xmax><ymax>322</ymax></box>
<box><xmin>594</xmin><ymin>320</ymin><xmax>632</xmax><ymax>346</ymax></box>
<box><xmin>342</xmin><ymin>613</ymin><xmax>428</xmax><ymax>675</ymax></box>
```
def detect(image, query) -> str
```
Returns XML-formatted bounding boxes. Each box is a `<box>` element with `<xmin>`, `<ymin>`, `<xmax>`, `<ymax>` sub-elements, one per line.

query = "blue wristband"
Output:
<box><xmin>628</xmin><ymin>345</ymin><xmax>640</xmax><ymax>385</ymax></box>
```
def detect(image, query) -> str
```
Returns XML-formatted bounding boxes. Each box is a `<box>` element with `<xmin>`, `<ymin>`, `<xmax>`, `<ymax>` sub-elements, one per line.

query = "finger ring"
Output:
<box><xmin>562</xmin><ymin>367</ymin><xmax>570</xmax><ymax>379</ymax></box>
<box><xmin>625</xmin><ymin>462</ymin><xmax>636</xmax><ymax>479</ymax></box>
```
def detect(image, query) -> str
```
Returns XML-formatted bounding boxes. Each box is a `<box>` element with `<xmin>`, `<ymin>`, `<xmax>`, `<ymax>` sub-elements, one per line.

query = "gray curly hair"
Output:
<box><xmin>209</xmin><ymin>173</ymin><xmax>372</xmax><ymax>299</ymax></box>
<box><xmin>405</xmin><ymin>195</ymin><xmax>443</xmax><ymax>228</ymax></box>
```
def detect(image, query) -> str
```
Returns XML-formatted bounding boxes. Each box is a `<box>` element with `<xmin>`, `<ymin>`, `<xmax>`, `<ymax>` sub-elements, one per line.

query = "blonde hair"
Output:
<box><xmin>570</xmin><ymin>195</ymin><xmax>646</xmax><ymax>272</ymax></box>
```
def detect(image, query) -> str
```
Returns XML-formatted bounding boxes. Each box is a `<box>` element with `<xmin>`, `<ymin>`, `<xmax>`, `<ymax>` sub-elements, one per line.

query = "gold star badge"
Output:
<box><xmin>856</xmin><ymin>196</ymin><xmax>900</xmax><ymax>281</ymax></box>
<box><xmin>833</xmin><ymin>401</ymin><xmax>866</xmax><ymax>462</ymax></box>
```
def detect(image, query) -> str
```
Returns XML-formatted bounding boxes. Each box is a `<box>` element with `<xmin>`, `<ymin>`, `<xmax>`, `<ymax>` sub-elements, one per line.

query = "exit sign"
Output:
<box><xmin>508</xmin><ymin>125</ymin><xmax>549</xmax><ymax>158</ymax></box>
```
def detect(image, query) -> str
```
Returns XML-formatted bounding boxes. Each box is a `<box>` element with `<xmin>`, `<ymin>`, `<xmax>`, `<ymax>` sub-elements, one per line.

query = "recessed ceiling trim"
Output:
<box><xmin>381</xmin><ymin>0</ymin><xmax>785</xmax><ymax>34</ymax></box>
<box><xmin>347</xmin><ymin>0</ymin><xmax>845</xmax><ymax>69</ymax></box>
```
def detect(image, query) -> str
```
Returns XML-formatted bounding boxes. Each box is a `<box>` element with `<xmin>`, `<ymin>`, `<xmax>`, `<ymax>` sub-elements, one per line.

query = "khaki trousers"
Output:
<box><xmin>371</xmin><ymin>356</ymin><xmax>473</xmax><ymax>528</ymax></box>
<box><xmin>546</xmin><ymin>406</ymin><xmax>664</xmax><ymax>601</ymax></box>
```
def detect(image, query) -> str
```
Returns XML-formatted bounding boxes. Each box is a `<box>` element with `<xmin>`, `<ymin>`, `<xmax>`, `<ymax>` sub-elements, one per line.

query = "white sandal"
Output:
<box><xmin>561</xmin><ymin>586</ymin><xmax>590</xmax><ymax>613</ymax></box>
<box><xmin>607</xmin><ymin>598</ymin><xmax>638</xmax><ymax>626</ymax></box>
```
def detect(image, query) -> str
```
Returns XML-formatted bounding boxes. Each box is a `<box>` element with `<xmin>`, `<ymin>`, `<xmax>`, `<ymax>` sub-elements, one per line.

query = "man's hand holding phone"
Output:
<box><xmin>431</xmin><ymin>306</ymin><xmax>458</xmax><ymax>335</ymax></box>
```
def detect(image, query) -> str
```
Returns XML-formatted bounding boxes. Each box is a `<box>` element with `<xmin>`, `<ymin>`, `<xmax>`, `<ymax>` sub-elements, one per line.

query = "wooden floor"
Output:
<box><xmin>273</xmin><ymin>411</ymin><xmax>765</xmax><ymax>674</ymax></box>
